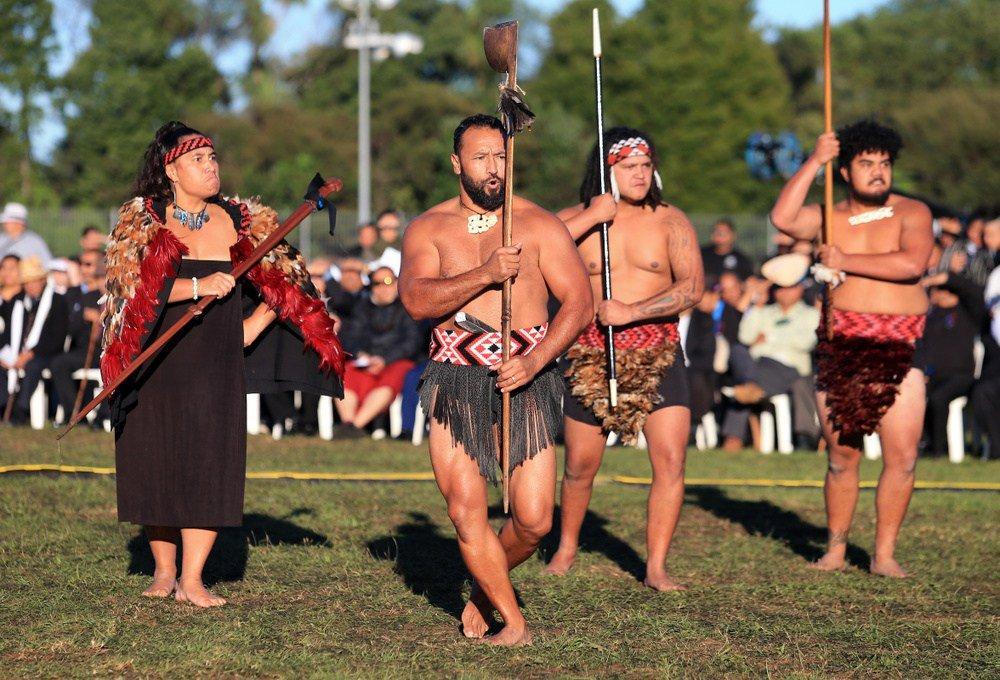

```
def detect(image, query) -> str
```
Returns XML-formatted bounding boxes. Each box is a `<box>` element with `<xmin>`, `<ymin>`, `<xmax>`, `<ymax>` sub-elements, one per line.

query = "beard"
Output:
<box><xmin>461</xmin><ymin>171</ymin><xmax>505</xmax><ymax>212</ymax></box>
<box><xmin>849</xmin><ymin>180</ymin><xmax>892</xmax><ymax>206</ymax></box>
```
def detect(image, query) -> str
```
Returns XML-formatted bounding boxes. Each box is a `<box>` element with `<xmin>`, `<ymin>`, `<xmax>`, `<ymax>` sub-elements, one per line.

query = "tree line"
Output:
<box><xmin>1</xmin><ymin>0</ymin><xmax>996</xmax><ymax>216</ymax></box>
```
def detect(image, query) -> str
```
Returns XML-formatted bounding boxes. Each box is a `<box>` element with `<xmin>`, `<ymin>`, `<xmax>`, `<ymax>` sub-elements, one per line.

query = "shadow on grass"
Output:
<box><xmin>686</xmin><ymin>486</ymin><xmax>870</xmax><ymax>568</ymax></box>
<box><xmin>538</xmin><ymin>508</ymin><xmax>647</xmax><ymax>581</ymax></box>
<box><xmin>366</xmin><ymin>511</ymin><xmax>468</xmax><ymax>620</ymax></box>
<box><xmin>126</xmin><ymin>508</ymin><xmax>330</xmax><ymax>585</ymax></box>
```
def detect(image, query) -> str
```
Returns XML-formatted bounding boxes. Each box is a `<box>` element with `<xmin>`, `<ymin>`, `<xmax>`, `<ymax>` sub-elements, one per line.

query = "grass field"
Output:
<box><xmin>1</xmin><ymin>428</ymin><xmax>997</xmax><ymax>678</ymax></box>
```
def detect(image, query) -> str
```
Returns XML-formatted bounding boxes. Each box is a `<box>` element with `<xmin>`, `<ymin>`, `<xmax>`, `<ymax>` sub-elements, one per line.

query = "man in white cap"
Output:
<box><xmin>0</xmin><ymin>203</ymin><xmax>53</xmax><ymax>264</ymax></box>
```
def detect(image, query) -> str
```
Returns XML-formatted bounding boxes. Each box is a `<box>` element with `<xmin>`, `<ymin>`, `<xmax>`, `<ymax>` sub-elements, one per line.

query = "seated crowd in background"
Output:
<box><xmin>3</xmin><ymin>200</ymin><xmax>999</xmax><ymax>463</ymax></box>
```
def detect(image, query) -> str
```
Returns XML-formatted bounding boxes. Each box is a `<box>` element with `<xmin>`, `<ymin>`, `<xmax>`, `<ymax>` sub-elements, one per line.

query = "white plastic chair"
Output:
<box><xmin>246</xmin><ymin>393</ymin><xmax>261</xmax><ymax>435</ymax></box>
<box><xmin>318</xmin><ymin>395</ymin><xmax>335</xmax><ymax>441</ymax></box>
<box><xmin>695</xmin><ymin>412</ymin><xmax>719</xmax><ymax>450</ymax></box>
<box><xmin>947</xmin><ymin>396</ymin><xmax>967</xmax><ymax>463</ymax></box>
<box><xmin>757</xmin><ymin>394</ymin><xmax>794</xmax><ymax>455</ymax></box>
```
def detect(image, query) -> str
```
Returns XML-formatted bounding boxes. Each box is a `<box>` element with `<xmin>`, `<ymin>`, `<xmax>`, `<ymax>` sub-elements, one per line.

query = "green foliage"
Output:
<box><xmin>0</xmin><ymin>0</ymin><xmax>56</xmax><ymax>202</ymax></box>
<box><xmin>534</xmin><ymin>0</ymin><xmax>791</xmax><ymax>213</ymax></box>
<box><xmin>51</xmin><ymin>0</ymin><xmax>226</xmax><ymax>206</ymax></box>
<box><xmin>774</xmin><ymin>0</ymin><xmax>1000</xmax><ymax>209</ymax></box>
<box><xmin>0</xmin><ymin>0</ymin><xmax>994</xmax><ymax>217</ymax></box>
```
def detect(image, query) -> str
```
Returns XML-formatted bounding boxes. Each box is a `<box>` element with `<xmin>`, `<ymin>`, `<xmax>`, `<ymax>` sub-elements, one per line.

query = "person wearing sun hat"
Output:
<box><xmin>0</xmin><ymin>203</ymin><xmax>53</xmax><ymax>265</ymax></box>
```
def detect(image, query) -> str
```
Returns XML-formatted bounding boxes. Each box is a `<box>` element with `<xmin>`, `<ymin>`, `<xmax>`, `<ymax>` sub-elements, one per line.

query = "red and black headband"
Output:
<box><xmin>164</xmin><ymin>136</ymin><xmax>214</xmax><ymax>165</ymax></box>
<box><xmin>607</xmin><ymin>136</ymin><xmax>652</xmax><ymax>167</ymax></box>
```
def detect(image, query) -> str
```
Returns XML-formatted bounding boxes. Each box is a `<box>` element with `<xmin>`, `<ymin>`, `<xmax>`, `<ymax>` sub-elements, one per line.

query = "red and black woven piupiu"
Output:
<box><xmin>816</xmin><ymin>309</ymin><xmax>925</xmax><ymax>439</ymax></box>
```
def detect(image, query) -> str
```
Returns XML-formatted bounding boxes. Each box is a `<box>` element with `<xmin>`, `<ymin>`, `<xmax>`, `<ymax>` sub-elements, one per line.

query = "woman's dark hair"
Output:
<box><xmin>580</xmin><ymin>126</ymin><xmax>663</xmax><ymax>210</ymax></box>
<box><xmin>132</xmin><ymin>121</ymin><xmax>212</xmax><ymax>200</ymax></box>
<box><xmin>836</xmin><ymin>119</ymin><xmax>903</xmax><ymax>170</ymax></box>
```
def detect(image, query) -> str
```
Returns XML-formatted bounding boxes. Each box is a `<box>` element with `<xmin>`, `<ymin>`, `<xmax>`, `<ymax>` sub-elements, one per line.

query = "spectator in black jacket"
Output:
<box><xmin>919</xmin><ymin>269</ymin><xmax>985</xmax><ymax>457</ymax></box>
<box><xmin>685</xmin><ymin>278</ymin><xmax>719</xmax><ymax>430</ymax></box>
<box><xmin>50</xmin><ymin>250</ymin><xmax>105</xmax><ymax>421</ymax></box>
<box><xmin>334</xmin><ymin>266</ymin><xmax>422</xmax><ymax>437</ymax></box>
<box><xmin>701</xmin><ymin>218</ymin><xmax>754</xmax><ymax>281</ymax></box>
<box><xmin>325</xmin><ymin>257</ymin><xmax>366</xmax><ymax>320</ymax></box>
<box><xmin>0</xmin><ymin>258</ymin><xmax>68</xmax><ymax>424</ymax></box>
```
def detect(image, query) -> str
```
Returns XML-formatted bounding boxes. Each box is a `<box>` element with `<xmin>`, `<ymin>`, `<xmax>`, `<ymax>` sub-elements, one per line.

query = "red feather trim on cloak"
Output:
<box><xmin>226</xmin><ymin>197</ymin><xmax>345</xmax><ymax>378</ymax></box>
<box><xmin>100</xmin><ymin>228</ymin><xmax>187</xmax><ymax>385</ymax></box>
<box><xmin>231</xmin><ymin>236</ymin><xmax>345</xmax><ymax>377</ymax></box>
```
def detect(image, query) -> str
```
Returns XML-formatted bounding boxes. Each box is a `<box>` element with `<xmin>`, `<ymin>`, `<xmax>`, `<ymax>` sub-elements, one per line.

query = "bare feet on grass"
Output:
<box><xmin>461</xmin><ymin>585</ymin><xmax>495</xmax><ymax>639</ymax></box>
<box><xmin>808</xmin><ymin>551</ymin><xmax>848</xmax><ymax>572</ymax></box>
<box><xmin>643</xmin><ymin>570</ymin><xmax>687</xmax><ymax>592</ymax></box>
<box><xmin>543</xmin><ymin>546</ymin><xmax>577</xmax><ymax>576</ymax></box>
<box><xmin>141</xmin><ymin>571</ymin><xmax>177</xmax><ymax>598</ymax></box>
<box><xmin>870</xmin><ymin>556</ymin><xmax>909</xmax><ymax>578</ymax></box>
<box><xmin>174</xmin><ymin>578</ymin><xmax>226</xmax><ymax>608</ymax></box>
<box><xmin>478</xmin><ymin>624</ymin><xmax>533</xmax><ymax>647</ymax></box>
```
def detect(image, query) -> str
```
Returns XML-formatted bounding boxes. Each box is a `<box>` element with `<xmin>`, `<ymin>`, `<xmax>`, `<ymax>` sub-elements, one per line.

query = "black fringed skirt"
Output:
<box><xmin>419</xmin><ymin>361</ymin><xmax>563</xmax><ymax>483</ymax></box>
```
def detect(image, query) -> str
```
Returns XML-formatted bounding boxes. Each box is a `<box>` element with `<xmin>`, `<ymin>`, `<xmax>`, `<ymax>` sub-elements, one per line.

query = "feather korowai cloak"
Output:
<box><xmin>101</xmin><ymin>196</ymin><xmax>344</xmax><ymax>425</ymax></box>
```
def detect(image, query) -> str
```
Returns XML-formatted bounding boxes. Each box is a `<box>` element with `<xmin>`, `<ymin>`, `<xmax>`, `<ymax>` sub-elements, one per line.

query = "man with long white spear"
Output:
<box><xmin>547</xmin><ymin>10</ymin><xmax>704</xmax><ymax>592</ymax></box>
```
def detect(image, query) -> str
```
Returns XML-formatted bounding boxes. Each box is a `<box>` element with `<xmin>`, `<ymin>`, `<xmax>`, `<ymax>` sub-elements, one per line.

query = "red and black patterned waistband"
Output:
<box><xmin>575</xmin><ymin>321</ymin><xmax>679</xmax><ymax>350</ymax></box>
<box><xmin>823</xmin><ymin>309</ymin><xmax>926</xmax><ymax>343</ymax></box>
<box><xmin>429</xmin><ymin>323</ymin><xmax>548</xmax><ymax>367</ymax></box>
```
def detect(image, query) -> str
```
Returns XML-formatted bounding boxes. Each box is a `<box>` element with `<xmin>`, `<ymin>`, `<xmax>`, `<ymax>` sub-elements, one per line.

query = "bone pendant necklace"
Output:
<box><xmin>848</xmin><ymin>205</ymin><xmax>894</xmax><ymax>226</ymax></box>
<box><xmin>461</xmin><ymin>200</ymin><xmax>498</xmax><ymax>235</ymax></box>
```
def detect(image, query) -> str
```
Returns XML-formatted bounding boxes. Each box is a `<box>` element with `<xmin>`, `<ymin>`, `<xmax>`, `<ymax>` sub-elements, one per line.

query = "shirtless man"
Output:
<box><xmin>399</xmin><ymin>114</ymin><xmax>592</xmax><ymax>645</ymax></box>
<box><xmin>545</xmin><ymin>127</ymin><xmax>704</xmax><ymax>591</ymax></box>
<box><xmin>770</xmin><ymin>119</ymin><xmax>933</xmax><ymax>577</ymax></box>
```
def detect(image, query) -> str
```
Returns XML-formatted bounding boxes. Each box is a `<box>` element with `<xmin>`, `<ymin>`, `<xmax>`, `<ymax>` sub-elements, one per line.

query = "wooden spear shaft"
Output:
<box><xmin>822</xmin><ymin>0</ymin><xmax>835</xmax><ymax>340</ymax></box>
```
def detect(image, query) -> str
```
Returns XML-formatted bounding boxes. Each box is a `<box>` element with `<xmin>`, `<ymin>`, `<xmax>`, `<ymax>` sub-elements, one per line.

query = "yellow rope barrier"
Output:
<box><xmin>1</xmin><ymin>465</ymin><xmax>997</xmax><ymax>491</ymax></box>
<box><xmin>613</xmin><ymin>475</ymin><xmax>1000</xmax><ymax>492</ymax></box>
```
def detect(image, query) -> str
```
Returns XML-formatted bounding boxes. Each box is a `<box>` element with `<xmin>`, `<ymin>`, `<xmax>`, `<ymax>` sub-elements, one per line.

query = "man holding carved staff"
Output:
<box><xmin>399</xmin><ymin>114</ymin><xmax>591</xmax><ymax>645</ymax></box>
<box><xmin>770</xmin><ymin>120</ymin><xmax>933</xmax><ymax>577</ymax></box>
<box><xmin>547</xmin><ymin>127</ymin><xmax>704</xmax><ymax>592</ymax></box>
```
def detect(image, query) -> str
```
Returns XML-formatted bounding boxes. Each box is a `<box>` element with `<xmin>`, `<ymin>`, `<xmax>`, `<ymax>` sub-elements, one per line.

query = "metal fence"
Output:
<box><xmin>25</xmin><ymin>207</ymin><xmax>774</xmax><ymax>265</ymax></box>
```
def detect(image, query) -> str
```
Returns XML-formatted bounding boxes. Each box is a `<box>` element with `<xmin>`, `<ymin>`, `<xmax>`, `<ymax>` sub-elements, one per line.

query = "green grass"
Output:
<box><xmin>1</xmin><ymin>428</ymin><xmax>998</xmax><ymax>678</ymax></box>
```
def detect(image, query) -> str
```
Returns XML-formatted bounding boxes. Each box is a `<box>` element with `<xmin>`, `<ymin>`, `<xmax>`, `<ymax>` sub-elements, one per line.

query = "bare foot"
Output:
<box><xmin>461</xmin><ymin>585</ymin><xmax>495</xmax><ymax>639</ymax></box>
<box><xmin>808</xmin><ymin>552</ymin><xmax>848</xmax><ymax>572</ymax></box>
<box><xmin>870</xmin><ymin>557</ymin><xmax>909</xmax><ymax>578</ymax></box>
<box><xmin>141</xmin><ymin>571</ymin><xmax>176</xmax><ymax>598</ymax></box>
<box><xmin>174</xmin><ymin>579</ymin><xmax>226</xmax><ymax>608</ymax></box>
<box><xmin>478</xmin><ymin>624</ymin><xmax>532</xmax><ymax>647</ymax></box>
<box><xmin>544</xmin><ymin>547</ymin><xmax>577</xmax><ymax>576</ymax></box>
<box><xmin>643</xmin><ymin>571</ymin><xmax>687</xmax><ymax>592</ymax></box>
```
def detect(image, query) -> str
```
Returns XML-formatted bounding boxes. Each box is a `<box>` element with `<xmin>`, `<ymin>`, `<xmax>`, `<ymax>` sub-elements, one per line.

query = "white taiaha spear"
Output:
<box><xmin>593</xmin><ymin>8</ymin><xmax>619</xmax><ymax>408</ymax></box>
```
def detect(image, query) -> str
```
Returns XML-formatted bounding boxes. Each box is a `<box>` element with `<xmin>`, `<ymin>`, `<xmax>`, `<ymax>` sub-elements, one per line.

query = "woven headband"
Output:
<box><xmin>164</xmin><ymin>136</ymin><xmax>214</xmax><ymax>165</ymax></box>
<box><xmin>607</xmin><ymin>136</ymin><xmax>651</xmax><ymax>166</ymax></box>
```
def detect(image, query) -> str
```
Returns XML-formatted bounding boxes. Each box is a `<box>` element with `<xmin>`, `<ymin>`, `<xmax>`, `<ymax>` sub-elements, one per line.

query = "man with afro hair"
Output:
<box><xmin>770</xmin><ymin>119</ymin><xmax>933</xmax><ymax>578</ymax></box>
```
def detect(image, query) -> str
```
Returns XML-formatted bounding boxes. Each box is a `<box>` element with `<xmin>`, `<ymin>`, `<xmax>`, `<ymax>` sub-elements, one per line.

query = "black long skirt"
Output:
<box><xmin>115</xmin><ymin>259</ymin><xmax>246</xmax><ymax>527</ymax></box>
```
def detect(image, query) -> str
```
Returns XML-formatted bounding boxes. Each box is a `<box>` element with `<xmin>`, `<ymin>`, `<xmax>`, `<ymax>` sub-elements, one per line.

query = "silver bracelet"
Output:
<box><xmin>192</xmin><ymin>276</ymin><xmax>199</xmax><ymax>301</ymax></box>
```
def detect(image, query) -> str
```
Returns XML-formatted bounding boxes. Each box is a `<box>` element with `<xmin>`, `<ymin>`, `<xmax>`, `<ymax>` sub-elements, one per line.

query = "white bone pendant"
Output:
<box><xmin>848</xmin><ymin>206</ymin><xmax>894</xmax><ymax>226</ymax></box>
<box><xmin>468</xmin><ymin>213</ymin><xmax>498</xmax><ymax>234</ymax></box>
